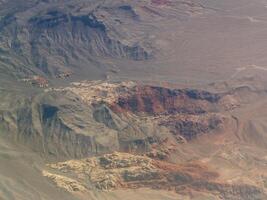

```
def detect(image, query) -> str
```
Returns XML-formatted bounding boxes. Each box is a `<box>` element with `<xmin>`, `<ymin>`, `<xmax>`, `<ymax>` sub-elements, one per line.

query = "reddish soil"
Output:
<box><xmin>111</xmin><ymin>85</ymin><xmax>221</xmax><ymax>116</ymax></box>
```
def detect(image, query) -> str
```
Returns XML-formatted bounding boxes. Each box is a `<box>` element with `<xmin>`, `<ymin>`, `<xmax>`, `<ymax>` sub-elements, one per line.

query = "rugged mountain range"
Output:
<box><xmin>0</xmin><ymin>0</ymin><xmax>150</xmax><ymax>80</ymax></box>
<box><xmin>0</xmin><ymin>0</ymin><xmax>214</xmax><ymax>84</ymax></box>
<box><xmin>1</xmin><ymin>0</ymin><xmax>267</xmax><ymax>200</ymax></box>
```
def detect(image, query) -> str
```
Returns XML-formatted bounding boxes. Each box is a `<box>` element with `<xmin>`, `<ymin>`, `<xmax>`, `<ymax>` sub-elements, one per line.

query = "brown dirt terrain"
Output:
<box><xmin>43</xmin><ymin>152</ymin><xmax>266</xmax><ymax>200</ymax></box>
<box><xmin>2</xmin><ymin>0</ymin><xmax>267</xmax><ymax>199</ymax></box>
<box><xmin>35</xmin><ymin>80</ymin><xmax>267</xmax><ymax>199</ymax></box>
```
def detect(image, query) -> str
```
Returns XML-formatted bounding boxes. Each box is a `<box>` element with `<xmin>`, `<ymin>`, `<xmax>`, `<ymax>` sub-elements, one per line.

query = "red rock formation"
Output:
<box><xmin>111</xmin><ymin>85</ymin><xmax>221</xmax><ymax>116</ymax></box>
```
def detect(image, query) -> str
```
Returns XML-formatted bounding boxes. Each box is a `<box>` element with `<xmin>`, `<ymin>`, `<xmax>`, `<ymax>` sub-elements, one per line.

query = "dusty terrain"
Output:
<box><xmin>1</xmin><ymin>0</ymin><xmax>267</xmax><ymax>200</ymax></box>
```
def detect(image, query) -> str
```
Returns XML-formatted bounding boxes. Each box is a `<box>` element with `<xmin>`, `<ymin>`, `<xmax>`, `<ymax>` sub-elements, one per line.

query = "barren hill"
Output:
<box><xmin>1</xmin><ymin>0</ymin><xmax>267</xmax><ymax>200</ymax></box>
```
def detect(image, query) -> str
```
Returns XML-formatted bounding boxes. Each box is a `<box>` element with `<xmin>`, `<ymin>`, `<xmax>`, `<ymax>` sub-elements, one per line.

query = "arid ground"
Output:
<box><xmin>1</xmin><ymin>0</ymin><xmax>267</xmax><ymax>199</ymax></box>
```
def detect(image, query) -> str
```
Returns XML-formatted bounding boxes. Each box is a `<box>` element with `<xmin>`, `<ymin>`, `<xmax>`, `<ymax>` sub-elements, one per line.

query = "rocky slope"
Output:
<box><xmin>2</xmin><ymin>0</ymin><xmax>267</xmax><ymax>199</ymax></box>
<box><xmin>0</xmin><ymin>0</ymin><xmax>209</xmax><ymax>82</ymax></box>
<box><xmin>1</xmin><ymin>80</ymin><xmax>267</xmax><ymax>199</ymax></box>
<box><xmin>0</xmin><ymin>0</ymin><xmax>145</xmax><ymax>81</ymax></box>
<box><xmin>0</xmin><ymin>80</ymin><xmax>261</xmax><ymax>157</ymax></box>
<box><xmin>43</xmin><ymin>152</ymin><xmax>266</xmax><ymax>200</ymax></box>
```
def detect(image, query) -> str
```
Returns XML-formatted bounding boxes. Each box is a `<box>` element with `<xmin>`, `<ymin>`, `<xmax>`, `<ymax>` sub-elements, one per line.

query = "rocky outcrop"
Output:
<box><xmin>1</xmin><ymin>82</ymin><xmax>266</xmax><ymax>199</ymax></box>
<box><xmin>54</xmin><ymin>81</ymin><xmax>236</xmax><ymax>145</ymax></box>
<box><xmin>62</xmin><ymin>81</ymin><xmax>227</xmax><ymax>115</ymax></box>
<box><xmin>43</xmin><ymin>152</ymin><xmax>267</xmax><ymax>199</ymax></box>
<box><xmin>0</xmin><ymin>81</ymin><xmax>239</xmax><ymax>158</ymax></box>
<box><xmin>159</xmin><ymin>113</ymin><xmax>226</xmax><ymax>140</ymax></box>
<box><xmin>44</xmin><ymin>152</ymin><xmax>217</xmax><ymax>191</ymax></box>
<box><xmin>42</xmin><ymin>171</ymin><xmax>87</xmax><ymax>193</ymax></box>
<box><xmin>107</xmin><ymin>84</ymin><xmax>235</xmax><ymax>141</ymax></box>
<box><xmin>111</xmin><ymin>86</ymin><xmax>222</xmax><ymax>115</ymax></box>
